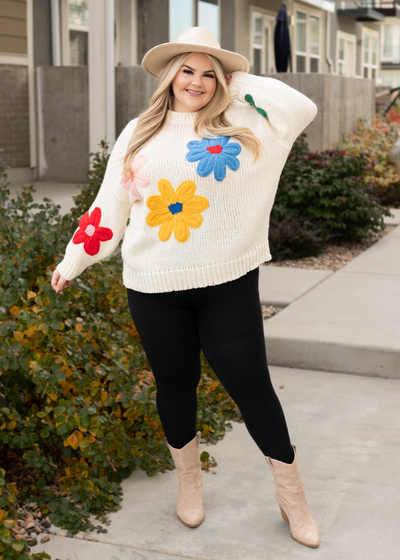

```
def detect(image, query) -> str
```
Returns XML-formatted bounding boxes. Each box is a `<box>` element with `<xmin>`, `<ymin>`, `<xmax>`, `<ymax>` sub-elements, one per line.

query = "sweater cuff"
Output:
<box><xmin>56</xmin><ymin>255</ymin><xmax>88</xmax><ymax>281</ymax></box>
<box><xmin>228</xmin><ymin>71</ymin><xmax>251</xmax><ymax>101</ymax></box>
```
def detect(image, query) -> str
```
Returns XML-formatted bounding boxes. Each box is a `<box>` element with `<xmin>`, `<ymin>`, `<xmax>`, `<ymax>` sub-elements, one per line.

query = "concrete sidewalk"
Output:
<box><xmin>264</xmin><ymin>225</ymin><xmax>400</xmax><ymax>378</ymax></box>
<box><xmin>8</xmin><ymin>181</ymin><xmax>80</xmax><ymax>216</ymax></box>
<box><xmin>34</xmin><ymin>365</ymin><xmax>400</xmax><ymax>560</ymax></box>
<box><xmin>15</xmin><ymin>182</ymin><xmax>400</xmax><ymax>559</ymax></box>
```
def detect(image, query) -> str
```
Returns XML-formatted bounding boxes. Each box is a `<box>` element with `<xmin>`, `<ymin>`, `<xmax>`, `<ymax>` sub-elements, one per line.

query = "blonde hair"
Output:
<box><xmin>122</xmin><ymin>52</ymin><xmax>262</xmax><ymax>175</ymax></box>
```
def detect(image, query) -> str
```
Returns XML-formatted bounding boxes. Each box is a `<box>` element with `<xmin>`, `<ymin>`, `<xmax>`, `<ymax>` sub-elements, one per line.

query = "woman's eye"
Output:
<box><xmin>183</xmin><ymin>69</ymin><xmax>214</xmax><ymax>78</ymax></box>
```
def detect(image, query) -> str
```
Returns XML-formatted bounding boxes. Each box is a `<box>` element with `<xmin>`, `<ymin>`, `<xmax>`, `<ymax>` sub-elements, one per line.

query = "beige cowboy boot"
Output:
<box><xmin>265</xmin><ymin>445</ymin><xmax>320</xmax><ymax>548</ymax></box>
<box><xmin>165</xmin><ymin>430</ymin><xmax>205</xmax><ymax>528</ymax></box>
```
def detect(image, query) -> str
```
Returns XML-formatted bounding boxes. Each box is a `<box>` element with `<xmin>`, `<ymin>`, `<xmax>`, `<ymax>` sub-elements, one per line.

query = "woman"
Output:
<box><xmin>51</xmin><ymin>27</ymin><xmax>319</xmax><ymax>548</ymax></box>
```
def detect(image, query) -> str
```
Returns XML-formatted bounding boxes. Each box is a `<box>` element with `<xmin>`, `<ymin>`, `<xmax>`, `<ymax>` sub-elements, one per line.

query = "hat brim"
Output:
<box><xmin>141</xmin><ymin>42</ymin><xmax>250</xmax><ymax>78</ymax></box>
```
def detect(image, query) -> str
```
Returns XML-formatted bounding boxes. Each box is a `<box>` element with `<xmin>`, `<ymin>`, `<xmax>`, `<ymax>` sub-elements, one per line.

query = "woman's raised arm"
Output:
<box><xmin>228</xmin><ymin>71</ymin><xmax>318</xmax><ymax>148</ymax></box>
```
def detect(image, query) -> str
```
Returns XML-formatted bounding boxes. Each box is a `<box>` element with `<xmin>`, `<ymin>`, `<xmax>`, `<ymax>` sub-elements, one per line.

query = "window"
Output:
<box><xmin>338</xmin><ymin>38</ymin><xmax>345</xmax><ymax>75</ymax></box>
<box><xmin>309</xmin><ymin>15</ymin><xmax>319</xmax><ymax>72</ymax></box>
<box><xmin>169</xmin><ymin>0</ymin><xmax>194</xmax><ymax>43</ymax></box>
<box><xmin>336</xmin><ymin>31</ymin><xmax>356</xmax><ymax>77</ymax></box>
<box><xmin>68</xmin><ymin>0</ymin><xmax>89</xmax><ymax>66</ymax></box>
<box><xmin>295</xmin><ymin>10</ymin><xmax>306</xmax><ymax>72</ymax></box>
<box><xmin>252</xmin><ymin>14</ymin><xmax>262</xmax><ymax>75</ymax></box>
<box><xmin>381</xmin><ymin>70</ymin><xmax>400</xmax><ymax>88</ymax></box>
<box><xmin>383</xmin><ymin>24</ymin><xmax>392</xmax><ymax>58</ymax></box>
<box><xmin>362</xmin><ymin>29</ymin><xmax>378</xmax><ymax>80</ymax></box>
<box><xmin>250</xmin><ymin>10</ymin><xmax>276</xmax><ymax>75</ymax></box>
<box><xmin>169</xmin><ymin>0</ymin><xmax>219</xmax><ymax>43</ymax></box>
<box><xmin>198</xmin><ymin>0</ymin><xmax>219</xmax><ymax>42</ymax></box>
<box><xmin>295</xmin><ymin>8</ymin><xmax>320</xmax><ymax>73</ymax></box>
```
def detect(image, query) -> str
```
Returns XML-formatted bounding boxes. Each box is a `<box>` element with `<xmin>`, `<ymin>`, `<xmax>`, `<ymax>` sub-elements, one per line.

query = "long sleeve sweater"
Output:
<box><xmin>56</xmin><ymin>71</ymin><xmax>318</xmax><ymax>293</ymax></box>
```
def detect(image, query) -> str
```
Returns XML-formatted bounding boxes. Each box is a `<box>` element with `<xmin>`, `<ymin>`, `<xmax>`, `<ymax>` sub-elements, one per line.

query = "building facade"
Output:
<box><xmin>0</xmin><ymin>0</ymin><xmax>391</xmax><ymax>183</ymax></box>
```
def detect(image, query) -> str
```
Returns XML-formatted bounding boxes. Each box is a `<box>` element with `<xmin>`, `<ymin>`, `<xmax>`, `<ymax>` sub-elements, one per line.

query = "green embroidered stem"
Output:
<box><xmin>244</xmin><ymin>93</ymin><xmax>268</xmax><ymax>120</ymax></box>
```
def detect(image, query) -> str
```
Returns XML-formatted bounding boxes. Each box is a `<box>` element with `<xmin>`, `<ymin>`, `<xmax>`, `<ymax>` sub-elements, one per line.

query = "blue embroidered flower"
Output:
<box><xmin>186</xmin><ymin>136</ymin><xmax>242</xmax><ymax>182</ymax></box>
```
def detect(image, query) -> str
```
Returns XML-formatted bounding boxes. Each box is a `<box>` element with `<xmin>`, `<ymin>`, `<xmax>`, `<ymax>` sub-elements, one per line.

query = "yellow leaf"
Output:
<box><xmin>64</xmin><ymin>431</ymin><xmax>84</xmax><ymax>450</ymax></box>
<box><xmin>79</xmin><ymin>435</ymin><xmax>95</xmax><ymax>449</ymax></box>
<box><xmin>9</xmin><ymin>306</ymin><xmax>20</xmax><ymax>316</ymax></box>
<box><xmin>24</xmin><ymin>325</ymin><xmax>36</xmax><ymax>338</ymax></box>
<box><xmin>62</xmin><ymin>364</ymin><xmax>73</xmax><ymax>378</ymax></box>
<box><xmin>27</xmin><ymin>291</ymin><xmax>37</xmax><ymax>299</ymax></box>
<box><xmin>75</xmin><ymin>323</ymin><xmax>83</xmax><ymax>332</ymax></box>
<box><xmin>13</xmin><ymin>331</ymin><xmax>25</xmax><ymax>342</ymax></box>
<box><xmin>32</xmin><ymin>306</ymin><xmax>41</xmax><ymax>314</ymax></box>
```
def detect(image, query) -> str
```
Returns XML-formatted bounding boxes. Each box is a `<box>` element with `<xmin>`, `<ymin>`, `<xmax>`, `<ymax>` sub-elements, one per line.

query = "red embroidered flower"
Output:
<box><xmin>72</xmin><ymin>207</ymin><xmax>113</xmax><ymax>256</ymax></box>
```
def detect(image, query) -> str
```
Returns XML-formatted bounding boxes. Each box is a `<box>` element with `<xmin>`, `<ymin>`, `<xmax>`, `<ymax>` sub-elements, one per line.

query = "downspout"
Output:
<box><xmin>325</xmin><ymin>10</ymin><xmax>334</xmax><ymax>73</ymax></box>
<box><xmin>51</xmin><ymin>0</ymin><xmax>61</xmax><ymax>66</ymax></box>
<box><xmin>105</xmin><ymin>0</ymin><xmax>116</xmax><ymax>148</ymax></box>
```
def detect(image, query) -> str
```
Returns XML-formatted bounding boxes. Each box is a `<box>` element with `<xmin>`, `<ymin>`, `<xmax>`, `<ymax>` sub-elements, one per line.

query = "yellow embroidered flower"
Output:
<box><xmin>146</xmin><ymin>179</ymin><xmax>209</xmax><ymax>243</ymax></box>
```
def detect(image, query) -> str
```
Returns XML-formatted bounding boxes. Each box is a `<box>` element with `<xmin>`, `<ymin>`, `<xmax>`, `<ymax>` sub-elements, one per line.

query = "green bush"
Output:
<box><xmin>0</xmin><ymin>145</ymin><xmax>240</xmax><ymax>553</ymax></box>
<box><xmin>269</xmin><ymin>133</ymin><xmax>392</xmax><ymax>261</ymax></box>
<box><xmin>336</xmin><ymin>113</ymin><xmax>400</xmax><ymax>208</ymax></box>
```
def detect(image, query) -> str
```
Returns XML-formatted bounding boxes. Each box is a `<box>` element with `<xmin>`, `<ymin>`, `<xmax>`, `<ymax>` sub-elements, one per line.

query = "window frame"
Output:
<box><xmin>249</xmin><ymin>5</ymin><xmax>277</xmax><ymax>75</ymax></box>
<box><xmin>336</xmin><ymin>30</ymin><xmax>356</xmax><ymax>77</ymax></box>
<box><xmin>169</xmin><ymin>0</ymin><xmax>221</xmax><ymax>43</ymax></box>
<box><xmin>293</xmin><ymin>3</ymin><xmax>322</xmax><ymax>73</ymax></box>
<box><xmin>362</xmin><ymin>27</ymin><xmax>379</xmax><ymax>81</ymax></box>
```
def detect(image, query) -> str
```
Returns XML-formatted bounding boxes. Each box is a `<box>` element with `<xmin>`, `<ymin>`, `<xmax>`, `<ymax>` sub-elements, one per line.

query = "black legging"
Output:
<box><xmin>127</xmin><ymin>267</ymin><xmax>295</xmax><ymax>464</ymax></box>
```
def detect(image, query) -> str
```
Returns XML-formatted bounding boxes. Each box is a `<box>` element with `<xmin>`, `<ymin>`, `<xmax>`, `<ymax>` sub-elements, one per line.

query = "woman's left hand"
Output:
<box><xmin>225</xmin><ymin>72</ymin><xmax>233</xmax><ymax>86</ymax></box>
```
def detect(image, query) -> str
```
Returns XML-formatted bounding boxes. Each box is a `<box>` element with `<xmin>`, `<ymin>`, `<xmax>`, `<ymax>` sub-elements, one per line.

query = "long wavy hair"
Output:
<box><xmin>122</xmin><ymin>52</ymin><xmax>262</xmax><ymax>175</ymax></box>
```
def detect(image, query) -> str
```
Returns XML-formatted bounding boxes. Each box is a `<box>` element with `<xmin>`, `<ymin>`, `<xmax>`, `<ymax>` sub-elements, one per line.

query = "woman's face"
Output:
<box><xmin>171</xmin><ymin>52</ymin><xmax>217</xmax><ymax>112</ymax></box>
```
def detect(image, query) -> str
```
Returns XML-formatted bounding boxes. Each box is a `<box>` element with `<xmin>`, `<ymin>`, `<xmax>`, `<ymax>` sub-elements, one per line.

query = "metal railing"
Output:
<box><xmin>338</xmin><ymin>0</ymin><xmax>400</xmax><ymax>8</ymax></box>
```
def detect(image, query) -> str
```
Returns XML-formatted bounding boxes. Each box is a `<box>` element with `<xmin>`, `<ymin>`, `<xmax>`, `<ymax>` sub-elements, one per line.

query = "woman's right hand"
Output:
<box><xmin>51</xmin><ymin>269</ymin><xmax>73</xmax><ymax>295</ymax></box>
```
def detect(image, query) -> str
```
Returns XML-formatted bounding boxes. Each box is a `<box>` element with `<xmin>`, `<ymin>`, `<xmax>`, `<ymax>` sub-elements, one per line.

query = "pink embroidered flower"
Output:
<box><xmin>72</xmin><ymin>207</ymin><xmax>113</xmax><ymax>256</ymax></box>
<box><xmin>121</xmin><ymin>154</ymin><xmax>150</xmax><ymax>200</ymax></box>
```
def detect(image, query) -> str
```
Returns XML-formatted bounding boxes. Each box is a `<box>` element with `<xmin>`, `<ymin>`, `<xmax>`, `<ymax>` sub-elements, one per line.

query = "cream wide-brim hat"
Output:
<box><xmin>141</xmin><ymin>26</ymin><xmax>250</xmax><ymax>78</ymax></box>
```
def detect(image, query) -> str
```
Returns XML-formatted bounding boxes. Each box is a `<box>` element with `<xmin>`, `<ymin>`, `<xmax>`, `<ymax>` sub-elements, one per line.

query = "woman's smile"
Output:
<box><xmin>186</xmin><ymin>89</ymin><xmax>203</xmax><ymax>96</ymax></box>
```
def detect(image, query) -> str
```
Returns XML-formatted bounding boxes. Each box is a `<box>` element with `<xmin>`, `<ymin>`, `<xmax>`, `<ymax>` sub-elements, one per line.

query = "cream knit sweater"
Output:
<box><xmin>56</xmin><ymin>71</ymin><xmax>318</xmax><ymax>293</ymax></box>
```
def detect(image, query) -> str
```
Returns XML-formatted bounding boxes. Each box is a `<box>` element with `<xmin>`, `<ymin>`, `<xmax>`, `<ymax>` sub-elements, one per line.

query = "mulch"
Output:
<box><xmin>264</xmin><ymin>225</ymin><xmax>395</xmax><ymax>272</ymax></box>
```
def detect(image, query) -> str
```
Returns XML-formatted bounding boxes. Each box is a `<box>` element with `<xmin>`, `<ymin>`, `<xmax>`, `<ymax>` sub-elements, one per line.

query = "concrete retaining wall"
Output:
<box><xmin>115</xmin><ymin>66</ymin><xmax>158</xmax><ymax>136</ymax></box>
<box><xmin>0</xmin><ymin>64</ymin><xmax>30</xmax><ymax>168</ymax></box>
<box><xmin>262</xmin><ymin>73</ymin><xmax>376</xmax><ymax>152</ymax></box>
<box><xmin>35</xmin><ymin>66</ymin><xmax>89</xmax><ymax>183</ymax></box>
<box><xmin>34</xmin><ymin>67</ymin><xmax>376</xmax><ymax>182</ymax></box>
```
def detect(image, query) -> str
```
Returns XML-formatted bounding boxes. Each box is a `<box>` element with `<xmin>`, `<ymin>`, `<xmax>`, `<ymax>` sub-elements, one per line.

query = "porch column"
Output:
<box><xmin>88</xmin><ymin>0</ymin><xmax>115</xmax><ymax>156</ymax></box>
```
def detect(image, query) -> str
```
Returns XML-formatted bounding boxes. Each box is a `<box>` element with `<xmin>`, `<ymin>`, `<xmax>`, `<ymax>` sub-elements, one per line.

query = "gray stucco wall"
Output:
<box><xmin>0</xmin><ymin>64</ymin><xmax>30</xmax><ymax>168</ymax></box>
<box><xmin>116</xmin><ymin>66</ymin><xmax>159</xmax><ymax>135</ymax></box>
<box><xmin>263</xmin><ymin>72</ymin><xmax>375</xmax><ymax>151</ymax></box>
<box><xmin>35</xmin><ymin>66</ymin><xmax>89</xmax><ymax>182</ymax></box>
<box><xmin>137</xmin><ymin>0</ymin><xmax>169</xmax><ymax>66</ymax></box>
<box><xmin>220</xmin><ymin>0</ymin><xmax>236</xmax><ymax>52</ymax></box>
<box><xmin>33</xmin><ymin>0</ymin><xmax>52</xmax><ymax>67</ymax></box>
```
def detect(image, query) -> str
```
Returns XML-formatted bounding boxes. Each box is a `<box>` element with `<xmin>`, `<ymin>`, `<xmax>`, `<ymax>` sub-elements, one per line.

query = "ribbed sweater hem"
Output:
<box><xmin>122</xmin><ymin>241</ymin><xmax>272</xmax><ymax>293</ymax></box>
